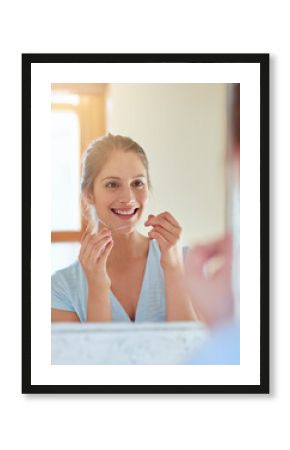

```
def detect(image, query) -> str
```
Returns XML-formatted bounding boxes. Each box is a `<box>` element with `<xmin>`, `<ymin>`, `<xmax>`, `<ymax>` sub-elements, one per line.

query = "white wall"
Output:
<box><xmin>106</xmin><ymin>83</ymin><xmax>227</xmax><ymax>246</ymax></box>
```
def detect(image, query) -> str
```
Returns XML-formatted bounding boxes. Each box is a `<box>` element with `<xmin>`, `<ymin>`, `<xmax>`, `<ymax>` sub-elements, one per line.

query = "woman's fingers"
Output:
<box><xmin>144</xmin><ymin>214</ymin><xmax>156</xmax><ymax>227</ymax></box>
<box><xmin>92</xmin><ymin>237</ymin><xmax>113</xmax><ymax>264</ymax></box>
<box><xmin>80</xmin><ymin>229</ymin><xmax>112</xmax><ymax>261</ymax></box>
<box><xmin>80</xmin><ymin>223</ymin><xmax>91</xmax><ymax>244</ymax></box>
<box><xmin>148</xmin><ymin>216</ymin><xmax>177</xmax><ymax>235</ymax></box>
<box><xmin>148</xmin><ymin>229</ymin><xmax>168</xmax><ymax>246</ymax></box>
<box><xmin>98</xmin><ymin>239</ymin><xmax>114</xmax><ymax>264</ymax></box>
<box><xmin>81</xmin><ymin>226</ymin><xmax>111</xmax><ymax>249</ymax></box>
<box><xmin>145</xmin><ymin>212</ymin><xmax>181</xmax><ymax>240</ymax></box>
<box><xmin>148</xmin><ymin>224</ymin><xmax>174</xmax><ymax>243</ymax></box>
<box><xmin>86</xmin><ymin>235</ymin><xmax>113</xmax><ymax>264</ymax></box>
<box><xmin>159</xmin><ymin>211</ymin><xmax>180</xmax><ymax>228</ymax></box>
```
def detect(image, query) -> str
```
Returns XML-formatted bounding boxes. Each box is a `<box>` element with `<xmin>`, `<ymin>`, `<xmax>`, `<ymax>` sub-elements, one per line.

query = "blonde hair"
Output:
<box><xmin>81</xmin><ymin>133</ymin><xmax>151</xmax><ymax>221</ymax></box>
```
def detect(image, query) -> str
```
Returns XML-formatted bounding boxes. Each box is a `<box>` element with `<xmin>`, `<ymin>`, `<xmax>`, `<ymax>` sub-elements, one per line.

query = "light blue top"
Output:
<box><xmin>52</xmin><ymin>239</ymin><xmax>172</xmax><ymax>322</ymax></box>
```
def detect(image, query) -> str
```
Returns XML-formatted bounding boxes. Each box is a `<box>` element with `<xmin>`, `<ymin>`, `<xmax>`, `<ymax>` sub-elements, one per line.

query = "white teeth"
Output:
<box><xmin>113</xmin><ymin>209</ymin><xmax>136</xmax><ymax>215</ymax></box>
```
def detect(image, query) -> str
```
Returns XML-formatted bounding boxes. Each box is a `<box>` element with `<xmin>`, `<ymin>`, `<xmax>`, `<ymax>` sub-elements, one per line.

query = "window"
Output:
<box><xmin>51</xmin><ymin>84</ymin><xmax>106</xmax><ymax>272</ymax></box>
<box><xmin>51</xmin><ymin>108</ymin><xmax>81</xmax><ymax>231</ymax></box>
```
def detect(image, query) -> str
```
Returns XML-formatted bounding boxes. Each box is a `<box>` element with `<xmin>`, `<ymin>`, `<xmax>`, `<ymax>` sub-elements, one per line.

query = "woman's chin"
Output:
<box><xmin>113</xmin><ymin>224</ymin><xmax>136</xmax><ymax>234</ymax></box>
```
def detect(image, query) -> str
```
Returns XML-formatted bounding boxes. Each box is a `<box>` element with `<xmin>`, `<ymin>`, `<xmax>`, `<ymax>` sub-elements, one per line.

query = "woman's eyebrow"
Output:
<box><xmin>101</xmin><ymin>176</ymin><xmax>120</xmax><ymax>181</ymax></box>
<box><xmin>101</xmin><ymin>174</ymin><xmax>146</xmax><ymax>181</ymax></box>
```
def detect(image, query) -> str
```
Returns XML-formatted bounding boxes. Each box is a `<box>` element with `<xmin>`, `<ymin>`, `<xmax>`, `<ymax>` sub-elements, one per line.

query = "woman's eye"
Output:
<box><xmin>106</xmin><ymin>182</ymin><xmax>118</xmax><ymax>188</ymax></box>
<box><xmin>133</xmin><ymin>180</ymin><xmax>145</xmax><ymax>188</ymax></box>
<box><xmin>105</xmin><ymin>180</ymin><xmax>145</xmax><ymax>189</ymax></box>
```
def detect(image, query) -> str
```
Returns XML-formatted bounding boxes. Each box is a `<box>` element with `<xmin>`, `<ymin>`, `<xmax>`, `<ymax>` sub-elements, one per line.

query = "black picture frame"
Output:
<box><xmin>22</xmin><ymin>53</ymin><xmax>269</xmax><ymax>394</ymax></box>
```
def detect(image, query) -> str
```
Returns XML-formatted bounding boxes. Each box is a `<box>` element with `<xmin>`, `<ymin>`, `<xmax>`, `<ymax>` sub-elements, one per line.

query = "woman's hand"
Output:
<box><xmin>79</xmin><ymin>225</ymin><xmax>114</xmax><ymax>291</ymax></box>
<box><xmin>145</xmin><ymin>212</ymin><xmax>197</xmax><ymax>321</ymax></box>
<box><xmin>184</xmin><ymin>233</ymin><xmax>234</xmax><ymax>327</ymax></box>
<box><xmin>144</xmin><ymin>211</ymin><xmax>183</xmax><ymax>270</ymax></box>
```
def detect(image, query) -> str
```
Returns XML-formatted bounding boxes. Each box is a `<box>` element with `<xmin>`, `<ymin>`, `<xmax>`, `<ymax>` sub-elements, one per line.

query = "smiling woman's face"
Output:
<box><xmin>91</xmin><ymin>150</ymin><xmax>149</xmax><ymax>233</ymax></box>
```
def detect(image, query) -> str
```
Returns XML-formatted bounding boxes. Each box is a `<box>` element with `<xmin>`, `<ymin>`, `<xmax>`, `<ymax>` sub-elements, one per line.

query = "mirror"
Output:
<box><xmin>51</xmin><ymin>83</ymin><xmax>237</xmax><ymax>323</ymax></box>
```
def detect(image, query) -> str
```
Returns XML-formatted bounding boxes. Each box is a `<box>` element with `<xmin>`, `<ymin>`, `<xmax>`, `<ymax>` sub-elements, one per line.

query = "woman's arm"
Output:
<box><xmin>51</xmin><ymin>227</ymin><xmax>114</xmax><ymax>323</ymax></box>
<box><xmin>51</xmin><ymin>287</ymin><xmax>112</xmax><ymax>322</ymax></box>
<box><xmin>162</xmin><ymin>263</ymin><xmax>197</xmax><ymax>321</ymax></box>
<box><xmin>86</xmin><ymin>284</ymin><xmax>112</xmax><ymax>322</ymax></box>
<box><xmin>51</xmin><ymin>283</ymin><xmax>112</xmax><ymax>322</ymax></box>
<box><xmin>79</xmin><ymin>226</ymin><xmax>114</xmax><ymax>322</ymax></box>
<box><xmin>145</xmin><ymin>211</ymin><xmax>198</xmax><ymax>321</ymax></box>
<box><xmin>51</xmin><ymin>309</ymin><xmax>80</xmax><ymax>322</ymax></box>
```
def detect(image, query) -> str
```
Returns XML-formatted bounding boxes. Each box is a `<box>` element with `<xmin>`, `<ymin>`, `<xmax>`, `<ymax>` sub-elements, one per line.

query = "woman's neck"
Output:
<box><xmin>108</xmin><ymin>230</ymin><xmax>149</xmax><ymax>262</ymax></box>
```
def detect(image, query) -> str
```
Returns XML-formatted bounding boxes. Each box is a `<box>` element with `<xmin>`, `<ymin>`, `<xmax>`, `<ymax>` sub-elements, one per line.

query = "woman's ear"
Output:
<box><xmin>84</xmin><ymin>192</ymin><xmax>95</xmax><ymax>205</ymax></box>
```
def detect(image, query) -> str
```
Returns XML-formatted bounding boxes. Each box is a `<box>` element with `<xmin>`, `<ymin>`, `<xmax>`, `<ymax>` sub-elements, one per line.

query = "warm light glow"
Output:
<box><xmin>51</xmin><ymin>92</ymin><xmax>80</xmax><ymax>105</ymax></box>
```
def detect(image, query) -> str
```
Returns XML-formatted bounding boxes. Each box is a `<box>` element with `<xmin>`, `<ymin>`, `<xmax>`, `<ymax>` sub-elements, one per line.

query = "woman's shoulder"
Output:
<box><xmin>51</xmin><ymin>259</ymin><xmax>86</xmax><ymax>317</ymax></box>
<box><xmin>51</xmin><ymin>259</ymin><xmax>84</xmax><ymax>286</ymax></box>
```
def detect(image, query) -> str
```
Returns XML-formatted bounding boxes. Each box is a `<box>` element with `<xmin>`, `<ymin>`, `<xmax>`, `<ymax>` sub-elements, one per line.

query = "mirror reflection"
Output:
<box><xmin>51</xmin><ymin>83</ymin><xmax>239</xmax><ymax>327</ymax></box>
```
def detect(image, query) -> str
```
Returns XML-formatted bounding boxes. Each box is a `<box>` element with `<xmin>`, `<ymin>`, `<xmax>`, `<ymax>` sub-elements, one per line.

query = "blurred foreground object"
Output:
<box><xmin>183</xmin><ymin>84</ymin><xmax>240</xmax><ymax>364</ymax></box>
<box><xmin>184</xmin><ymin>234</ymin><xmax>234</xmax><ymax>327</ymax></box>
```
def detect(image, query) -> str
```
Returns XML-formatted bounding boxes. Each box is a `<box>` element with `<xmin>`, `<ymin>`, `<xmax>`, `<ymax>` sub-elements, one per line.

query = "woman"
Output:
<box><xmin>51</xmin><ymin>134</ymin><xmax>196</xmax><ymax>322</ymax></box>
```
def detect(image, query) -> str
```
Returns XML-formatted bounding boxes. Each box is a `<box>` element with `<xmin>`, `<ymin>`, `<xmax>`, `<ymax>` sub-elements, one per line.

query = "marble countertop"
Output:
<box><xmin>51</xmin><ymin>321</ymin><xmax>209</xmax><ymax>365</ymax></box>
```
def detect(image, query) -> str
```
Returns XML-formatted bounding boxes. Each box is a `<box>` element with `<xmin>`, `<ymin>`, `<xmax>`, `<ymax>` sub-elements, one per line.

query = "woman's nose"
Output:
<box><xmin>119</xmin><ymin>186</ymin><xmax>135</xmax><ymax>204</ymax></box>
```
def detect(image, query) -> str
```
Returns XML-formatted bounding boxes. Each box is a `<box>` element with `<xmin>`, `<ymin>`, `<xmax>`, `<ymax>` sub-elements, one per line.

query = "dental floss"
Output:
<box><xmin>91</xmin><ymin>207</ymin><xmax>137</xmax><ymax>233</ymax></box>
<box><xmin>98</xmin><ymin>216</ymin><xmax>131</xmax><ymax>232</ymax></box>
